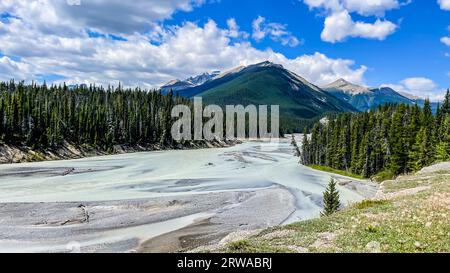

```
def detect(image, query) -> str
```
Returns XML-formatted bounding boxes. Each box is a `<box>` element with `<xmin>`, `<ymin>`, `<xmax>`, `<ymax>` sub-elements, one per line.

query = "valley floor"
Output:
<box><xmin>213</xmin><ymin>162</ymin><xmax>450</xmax><ymax>253</ymax></box>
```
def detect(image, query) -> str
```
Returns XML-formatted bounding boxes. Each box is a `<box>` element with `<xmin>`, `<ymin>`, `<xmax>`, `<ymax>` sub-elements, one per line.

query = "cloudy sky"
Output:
<box><xmin>0</xmin><ymin>0</ymin><xmax>449</xmax><ymax>100</ymax></box>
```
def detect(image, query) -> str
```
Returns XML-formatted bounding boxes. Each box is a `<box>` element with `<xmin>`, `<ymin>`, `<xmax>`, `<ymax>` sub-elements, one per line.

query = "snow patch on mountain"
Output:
<box><xmin>323</xmin><ymin>78</ymin><xmax>371</xmax><ymax>95</ymax></box>
<box><xmin>160</xmin><ymin>71</ymin><xmax>221</xmax><ymax>92</ymax></box>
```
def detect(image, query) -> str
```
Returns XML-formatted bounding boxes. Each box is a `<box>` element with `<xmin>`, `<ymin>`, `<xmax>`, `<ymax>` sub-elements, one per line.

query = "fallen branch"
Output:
<box><xmin>78</xmin><ymin>204</ymin><xmax>90</xmax><ymax>223</ymax></box>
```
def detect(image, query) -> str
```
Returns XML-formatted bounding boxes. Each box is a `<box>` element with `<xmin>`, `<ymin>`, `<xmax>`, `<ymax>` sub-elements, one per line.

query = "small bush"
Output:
<box><xmin>353</xmin><ymin>200</ymin><xmax>389</xmax><ymax>210</ymax></box>
<box><xmin>365</xmin><ymin>225</ymin><xmax>378</xmax><ymax>233</ymax></box>
<box><xmin>372</xmin><ymin>170</ymin><xmax>396</xmax><ymax>182</ymax></box>
<box><xmin>227</xmin><ymin>240</ymin><xmax>250</xmax><ymax>252</ymax></box>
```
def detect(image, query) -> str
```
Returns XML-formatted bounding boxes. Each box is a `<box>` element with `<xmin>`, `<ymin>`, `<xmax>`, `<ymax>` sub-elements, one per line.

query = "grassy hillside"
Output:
<box><xmin>220</xmin><ymin>164</ymin><xmax>450</xmax><ymax>253</ymax></box>
<box><xmin>307</xmin><ymin>165</ymin><xmax>364</xmax><ymax>180</ymax></box>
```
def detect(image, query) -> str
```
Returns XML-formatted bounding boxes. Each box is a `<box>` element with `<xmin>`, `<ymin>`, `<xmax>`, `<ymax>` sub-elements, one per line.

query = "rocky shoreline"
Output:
<box><xmin>0</xmin><ymin>139</ymin><xmax>238</xmax><ymax>164</ymax></box>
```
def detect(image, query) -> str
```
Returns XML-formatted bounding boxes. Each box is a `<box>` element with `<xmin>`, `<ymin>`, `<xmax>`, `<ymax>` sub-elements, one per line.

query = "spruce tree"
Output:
<box><xmin>388</xmin><ymin>105</ymin><xmax>407</xmax><ymax>175</ymax></box>
<box><xmin>301</xmin><ymin>129</ymin><xmax>310</xmax><ymax>164</ymax></box>
<box><xmin>435</xmin><ymin>115</ymin><xmax>450</xmax><ymax>161</ymax></box>
<box><xmin>291</xmin><ymin>135</ymin><xmax>301</xmax><ymax>157</ymax></box>
<box><xmin>409</xmin><ymin>128</ymin><xmax>426</xmax><ymax>171</ymax></box>
<box><xmin>321</xmin><ymin>178</ymin><xmax>341</xmax><ymax>217</ymax></box>
<box><xmin>441</xmin><ymin>90</ymin><xmax>450</xmax><ymax>114</ymax></box>
<box><xmin>419</xmin><ymin>99</ymin><xmax>435</xmax><ymax>166</ymax></box>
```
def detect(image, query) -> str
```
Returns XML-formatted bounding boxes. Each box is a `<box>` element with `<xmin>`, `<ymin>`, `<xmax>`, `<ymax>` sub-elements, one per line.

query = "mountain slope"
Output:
<box><xmin>323</xmin><ymin>79</ymin><xmax>414</xmax><ymax>111</ymax></box>
<box><xmin>322</xmin><ymin>78</ymin><xmax>371</xmax><ymax>95</ymax></box>
<box><xmin>177</xmin><ymin>62</ymin><xmax>356</xmax><ymax>131</ymax></box>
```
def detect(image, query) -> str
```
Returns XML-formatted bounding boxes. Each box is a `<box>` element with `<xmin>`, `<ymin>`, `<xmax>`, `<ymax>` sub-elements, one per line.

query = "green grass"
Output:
<box><xmin>307</xmin><ymin>165</ymin><xmax>364</xmax><ymax>180</ymax></box>
<box><xmin>222</xmin><ymin>169</ymin><xmax>450</xmax><ymax>253</ymax></box>
<box><xmin>351</xmin><ymin>199</ymin><xmax>389</xmax><ymax>210</ymax></box>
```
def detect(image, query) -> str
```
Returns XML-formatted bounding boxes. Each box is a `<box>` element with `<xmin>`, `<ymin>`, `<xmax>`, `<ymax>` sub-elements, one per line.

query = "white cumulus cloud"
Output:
<box><xmin>441</xmin><ymin>26</ymin><xmax>450</xmax><ymax>46</ymax></box>
<box><xmin>442</xmin><ymin>36</ymin><xmax>450</xmax><ymax>46</ymax></box>
<box><xmin>438</xmin><ymin>0</ymin><xmax>450</xmax><ymax>10</ymax></box>
<box><xmin>382</xmin><ymin>77</ymin><xmax>445</xmax><ymax>101</ymax></box>
<box><xmin>252</xmin><ymin>16</ymin><xmax>301</xmax><ymax>47</ymax></box>
<box><xmin>342</xmin><ymin>0</ymin><xmax>404</xmax><ymax>16</ymax></box>
<box><xmin>401</xmin><ymin>77</ymin><xmax>437</xmax><ymax>92</ymax></box>
<box><xmin>0</xmin><ymin>56</ymin><xmax>35</xmax><ymax>81</ymax></box>
<box><xmin>0</xmin><ymin>0</ymin><xmax>367</xmax><ymax>88</ymax></box>
<box><xmin>226</xmin><ymin>18</ymin><xmax>249</xmax><ymax>39</ymax></box>
<box><xmin>321</xmin><ymin>10</ymin><xmax>397</xmax><ymax>43</ymax></box>
<box><xmin>304</xmin><ymin>0</ymin><xmax>404</xmax><ymax>16</ymax></box>
<box><xmin>0</xmin><ymin>0</ymin><xmax>205</xmax><ymax>36</ymax></box>
<box><xmin>303</xmin><ymin>0</ymin><xmax>404</xmax><ymax>42</ymax></box>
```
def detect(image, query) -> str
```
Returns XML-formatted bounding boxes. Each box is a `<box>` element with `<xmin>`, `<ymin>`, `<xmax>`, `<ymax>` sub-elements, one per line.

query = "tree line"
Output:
<box><xmin>0</xmin><ymin>80</ymin><xmax>189</xmax><ymax>152</ymax></box>
<box><xmin>301</xmin><ymin>90</ymin><xmax>450</xmax><ymax>179</ymax></box>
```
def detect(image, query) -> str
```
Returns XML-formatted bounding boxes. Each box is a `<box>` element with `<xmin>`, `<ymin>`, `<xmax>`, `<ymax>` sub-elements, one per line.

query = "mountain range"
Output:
<box><xmin>322</xmin><ymin>79</ymin><xmax>415</xmax><ymax>112</ymax></box>
<box><xmin>160</xmin><ymin>71</ymin><xmax>221</xmax><ymax>93</ymax></box>
<box><xmin>160</xmin><ymin>61</ymin><xmax>432</xmax><ymax>131</ymax></box>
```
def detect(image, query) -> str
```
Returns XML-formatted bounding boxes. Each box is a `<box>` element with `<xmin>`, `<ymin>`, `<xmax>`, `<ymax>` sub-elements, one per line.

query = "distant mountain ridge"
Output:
<box><xmin>321</xmin><ymin>79</ymin><xmax>417</xmax><ymax>112</ymax></box>
<box><xmin>160</xmin><ymin>71</ymin><xmax>221</xmax><ymax>93</ymax></box>
<box><xmin>322</xmin><ymin>78</ymin><xmax>371</xmax><ymax>95</ymax></box>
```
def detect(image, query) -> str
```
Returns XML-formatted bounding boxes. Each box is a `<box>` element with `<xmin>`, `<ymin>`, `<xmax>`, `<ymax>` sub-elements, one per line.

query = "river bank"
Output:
<box><xmin>0</xmin><ymin>139</ymin><xmax>237</xmax><ymax>164</ymax></box>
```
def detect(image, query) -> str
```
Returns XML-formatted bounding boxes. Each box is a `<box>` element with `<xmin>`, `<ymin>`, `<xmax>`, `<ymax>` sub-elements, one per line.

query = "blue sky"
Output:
<box><xmin>0</xmin><ymin>0</ymin><xmax>449</xmax><ymax>100</ymax></box>
<box><xmin>167</xmin><ymin>0</ymin><xmax>450</xmax><ymax>95</ymax></box>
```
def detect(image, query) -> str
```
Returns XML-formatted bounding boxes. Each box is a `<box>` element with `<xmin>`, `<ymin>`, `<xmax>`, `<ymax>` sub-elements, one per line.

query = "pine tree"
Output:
<box><xmin>291</xmin><ymin>135</ymin><xmax>301</xmax><ymax>157</ymax></box>
<box><xmin>418</xmin><ymin>99</ymin><xmax>435</xmax><ymax>166</ymax></box>
<box><xmin>301</xmin><ymin>129</ymin><xmax>310</xmax><ymax>164</ymax></box>
<box><xmin>388</xmin><ymin>105</ymin><xmax>407</xmax><ymax>175</ymax></box>
<box><xmin>407</xmin><ymin>104</ymin><xmax>422</xmax><ymax>172</ymax></box>
<box><xmin>321</xmin><ymin>178</ymin><xmax>341</xmax><ymax>217</ymax></box>
<box><xmin>409</xmin><ymin>128</ymin><xmax>426</xmax><ymax>171</ymax></box>
<box><xmin>435</xmin><ymin>115</ymin><xmax>450</xmax><ymax>161</ymax></box>
<box><xmin>441</xmin><ymin>90</ymin><xmax>450</xmax><ymax>114</ymax></box>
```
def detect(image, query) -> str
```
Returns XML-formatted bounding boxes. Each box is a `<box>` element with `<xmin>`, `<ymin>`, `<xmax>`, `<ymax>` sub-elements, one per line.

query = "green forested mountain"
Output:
<box><xmin>178</xmin><ymin>61</ymin><xmax>357</xmax><ymax>132</ymax></box>
<box><xmin>301</xmin><ymin>90</ymin><xmax>450</xmax><ymax>179</ymax></box>
<box><xmin>0</xmin><ymin>81</ymin><xmax>187</xmax><ymax>152</ymax></box>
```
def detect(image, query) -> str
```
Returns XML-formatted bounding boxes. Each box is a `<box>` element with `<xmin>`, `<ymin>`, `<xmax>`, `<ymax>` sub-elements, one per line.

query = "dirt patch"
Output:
<box><xmin>286</xmin><ymin>245</ymin><xmax>309</xmax><ymax>253</ymax></box>
<box><xmin>138</xmin><ymin>218</ymin><xmax>224</xmax><ymax>253</ymax></box>
<box><xmin>425</xmin><ymin>192</ymin><xmax>450</xmax><ymax>210</ymax></box>
<box><xmin>375</xmin><ymin>186</ymin><xmax>432</xmax><ymax>200</ymax></box>
<box><xmin>418</xmin><ymin>162</ymin><xmax>450</xmax><ymax>174</ymax></box>
<box><xmin>310</xmin><ymin>232</ymin><xmax>337</xmax><ymax>250</ymax></box>
<box><xmin>261</xmin><ymin>229</ymin><xmax>295</xmax><ymax>240</ymax></box>
<box><xmin>362</xmin><ymin>212</ymin><xmax>390</xmax><ymax>221</ymax></box>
